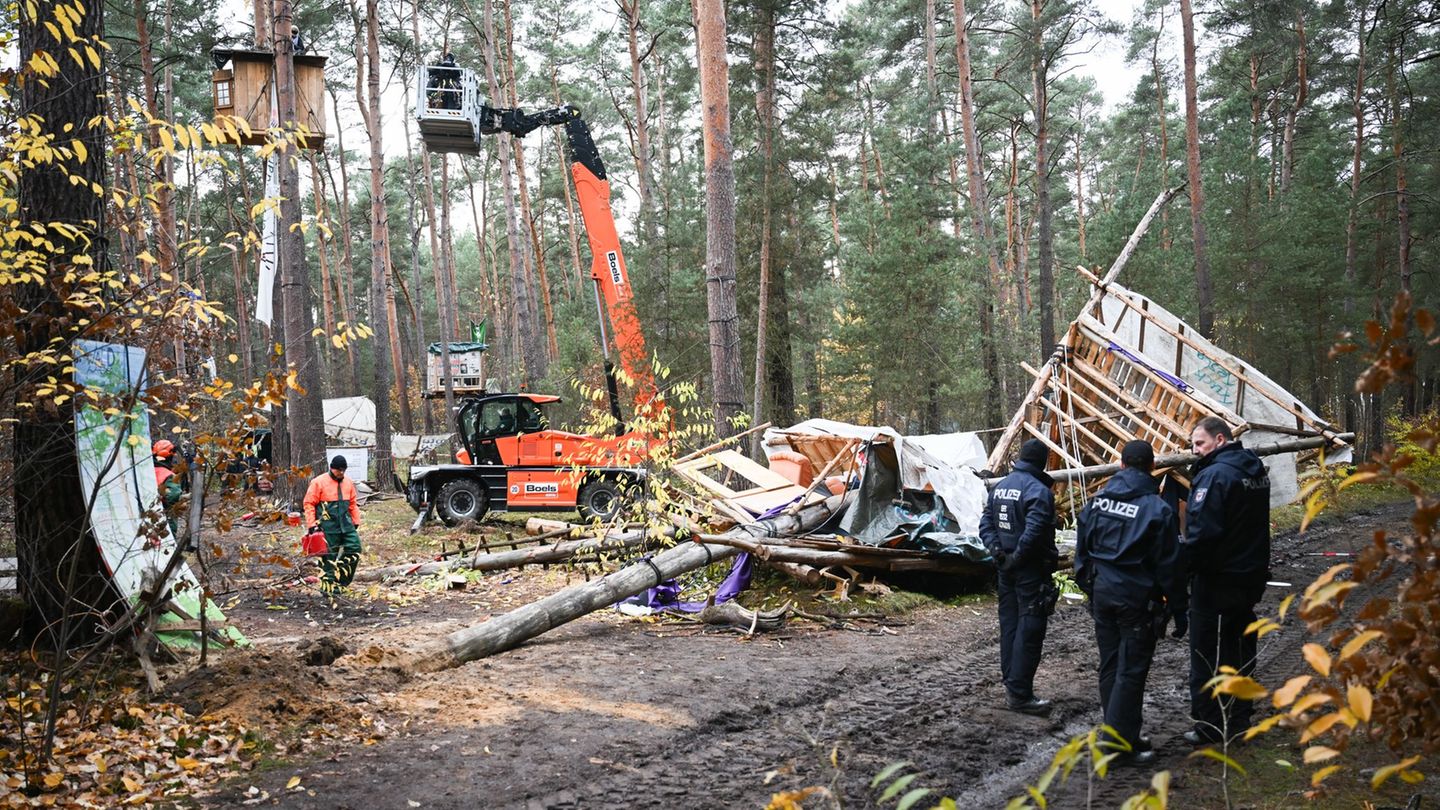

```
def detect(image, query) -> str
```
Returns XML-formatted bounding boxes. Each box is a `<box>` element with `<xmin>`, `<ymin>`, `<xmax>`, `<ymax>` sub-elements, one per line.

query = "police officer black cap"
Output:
<box><xmin>1121</xmin><ymin>440</ymin><xmax>1154</xmax><ymax>470</ymax></box>
<box><xmin>1018</xmin><ymin>439</ymin><xmax>1049</xmax><ymax>468</ymax></box>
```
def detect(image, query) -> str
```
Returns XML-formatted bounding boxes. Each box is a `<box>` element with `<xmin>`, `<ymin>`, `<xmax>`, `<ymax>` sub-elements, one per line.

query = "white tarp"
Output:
<box><xmin>1090</xmin><ymin>283</ymin><xmax>1348</xmax><ymax>505</ymax></box>
<box><xmin>323</xmin><ymin>396</ymin><xmax>375</xmax><ymax>446</ymax></box>
<box><xmin>322</xmin><ymin>397</ymin><xmax>451</xmax><ymax>459</ymax></box>
<box><xmin>762</xmin><ymin>418</ymin><xmax>989</xmax><ymax>536</ymax></box>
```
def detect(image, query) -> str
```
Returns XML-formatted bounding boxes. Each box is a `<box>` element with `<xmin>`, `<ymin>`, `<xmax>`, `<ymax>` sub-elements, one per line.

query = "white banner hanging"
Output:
<box><xmin>255</xmin><ymin>152</ymin><xmax>279</xmax><ymax>326</ymax></box>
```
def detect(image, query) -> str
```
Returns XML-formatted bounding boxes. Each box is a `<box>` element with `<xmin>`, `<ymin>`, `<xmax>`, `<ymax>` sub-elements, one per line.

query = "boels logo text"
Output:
<box><xmin>523</xmin><ymin>482</ymin><xmax>559</xmax><ymax>495</ymax></box>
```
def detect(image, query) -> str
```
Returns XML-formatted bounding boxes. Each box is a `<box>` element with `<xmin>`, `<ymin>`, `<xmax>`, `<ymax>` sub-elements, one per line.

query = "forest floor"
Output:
<box><xmin>131</xmin><ymin>494</ymin><xmax>1440</xmax><ymax>808</ymax></box>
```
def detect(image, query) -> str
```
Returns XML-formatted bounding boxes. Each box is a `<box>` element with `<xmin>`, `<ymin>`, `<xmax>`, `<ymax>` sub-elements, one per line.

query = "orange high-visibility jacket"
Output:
<box><xmin>303</xmin><ymin>472</ymin><xmax>362</xmax><ymax>528</ymax></box>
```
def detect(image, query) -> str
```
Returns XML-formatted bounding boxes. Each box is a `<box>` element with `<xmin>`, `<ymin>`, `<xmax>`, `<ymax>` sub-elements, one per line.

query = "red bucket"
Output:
<box><xmin>285</xmin><ymin>511</ymin><xmax>302</xmax><ymax>527</ymax></box>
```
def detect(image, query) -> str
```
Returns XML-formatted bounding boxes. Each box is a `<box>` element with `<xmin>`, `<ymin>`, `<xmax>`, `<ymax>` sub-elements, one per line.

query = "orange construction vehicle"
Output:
<box><xmin>407</xmin><ymin>79</ymin><xmax>665</xmax><ymax>526</ymax></box>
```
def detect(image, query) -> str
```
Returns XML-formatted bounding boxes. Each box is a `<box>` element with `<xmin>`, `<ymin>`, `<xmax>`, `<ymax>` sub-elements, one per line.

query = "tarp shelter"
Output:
<box><xmin>322</xmin><ymin>396</ymin><xmax>452</xmax><ymax>461</ymax></box>
<box><xmin>762</xmin><ymin>419</ymin><xmax>991</xmax><ymax>560</ymax></box>
<box><xmin>989</xmin><ymin>275</ymin><xmax>1351</xmax><ymax>506</ymax></box>
<box><xmin>324</xmin><ymin>396</ymin><xmax>375</xmax><ymax>446</ymax></box>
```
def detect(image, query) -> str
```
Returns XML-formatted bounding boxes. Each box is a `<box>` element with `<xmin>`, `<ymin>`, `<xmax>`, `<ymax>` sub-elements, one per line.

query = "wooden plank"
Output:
<box><xmin>1027</xmin><ymin>356</ymin><xmax>1188</xmax><ymax>443</ymax></box>
<box><xmin>1077</xmin><ymin>318</ymin><xmax>1245</xmax><ymax>426</ymax></box>
<box><xmin>1021</xmin><ymin>423</ymin><xmax>1085</xmax><ymax>470</ymax></box>
<box><xmin>1034</xmin><ymin>395</ymin><xmax>1123</xmax><ymax>464</ymax></box>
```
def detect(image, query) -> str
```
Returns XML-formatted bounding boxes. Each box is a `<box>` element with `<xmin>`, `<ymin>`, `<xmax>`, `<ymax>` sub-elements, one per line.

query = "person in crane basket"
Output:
<box><xmin>429</xmin><ymin>52</ymin><xmax>461</xmax><ymax>110</ymax></box>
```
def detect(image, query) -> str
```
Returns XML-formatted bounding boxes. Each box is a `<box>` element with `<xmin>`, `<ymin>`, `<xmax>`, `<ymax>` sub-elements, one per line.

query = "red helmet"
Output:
<box><xmin>152</xmin><ymin>440</ymin><xmax>176</xmax><ymax>460</ymax></box>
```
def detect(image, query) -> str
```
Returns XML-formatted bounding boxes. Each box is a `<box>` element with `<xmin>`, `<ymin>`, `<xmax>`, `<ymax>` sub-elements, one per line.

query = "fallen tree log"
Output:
<box><xmin>985</xmin><ymin>432</ymin><xmax>1355</xmax><ymax>486</ymax></box>
<box><xmin>439</xmin><ymin>492</ymin><xmax>850</xmax><ymax>666</ymax></box>
<box><xmin>354</xmin><ymin>527</ymin><xmax>654</xmax><ymax>582</ymax></box>
<box><xmin>765</xmin><ymin>560</ymin><xmax>822</xmax><ymax>586</ymax></box>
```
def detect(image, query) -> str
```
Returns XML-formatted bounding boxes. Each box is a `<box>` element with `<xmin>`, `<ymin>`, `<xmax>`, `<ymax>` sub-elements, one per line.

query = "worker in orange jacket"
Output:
<box><xmin>153</xmin><ymin>440</ymin><xmax>184</xmax><ymax>543</ymax></box>
<box><xmin>304</xmin><ymin>455</ymin><xmax>363</xmax><ymax>594</ymax></box>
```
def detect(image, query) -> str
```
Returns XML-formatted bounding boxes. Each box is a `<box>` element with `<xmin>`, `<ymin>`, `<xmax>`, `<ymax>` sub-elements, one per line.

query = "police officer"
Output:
<box><xmin>1075</xmin><ymin>440</ymin><xmax>1186</xmax><ymax>764</ymax></box>
<box><xmin>980</xmin><ymin>438</ymin><xmax>1059</xmax><ymax>716</ymax></box>
<box><xmin>1183</xmin><ymin>416</ymin><xmax>1270</xmax><ymax>745</ymax></box>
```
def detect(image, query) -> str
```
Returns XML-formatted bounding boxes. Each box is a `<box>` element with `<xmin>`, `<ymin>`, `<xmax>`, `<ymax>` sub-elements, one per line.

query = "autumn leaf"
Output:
<box><xmin>1290</xmin><ymin>692</ymin><xmax>1334</xmax><ymax>716</ymax></box>
<box><xmin>1244</xmin><ymin>714</ymin><xmax>1287</xmax><ymax>740</ymax></box>
<box><xmin>1347</xmin><ymin>684</ymin><xmax>1373</xmax><ymax>723</ymax></box>
<box><xmin>1273</xmin><ymin>675</ymin><xmax>1312</xmax><ymax>708</ymax></box>
<box><xmin>1302</xmin><ymin>643</ymin><xmax>1332</xmax><ymax>676</ymax></box>
<box><xmin>286</xmin><ymin>775</ymin><xmax>302</xmax><ymax>790</ymax></box>
<box><xmin>1213</xmin><ymin>676</ymin><xmax>1268</xmax><ymax>701</ymax></box>
<box><xmin>43</xmin><ymin>772</ymin><xmax>65</xmax><ymax>788</ymax></box>
<box><xmin>1189</xmin><ymin>747</ymin><xmax>1247</xmax><ymax>776</ymax></box>
<box><xmin>1311</xmin><ymin>765</ymin><xmax>1342</xmax><ymax>786</ymax></box>
<box><xmin>1302</xmin><ymin>746</ymin><xmax>1340</xmax><ymax>764</ymax></box>
<box><xmin>1372</xmin><ymin>756</ymin><xmax>1422</xmax><ymax>789</ymax></box>
<box><xmin>1339</xmin><ymin>630</ymin><xmax>1382</xmax><ymax>661</ymax></box>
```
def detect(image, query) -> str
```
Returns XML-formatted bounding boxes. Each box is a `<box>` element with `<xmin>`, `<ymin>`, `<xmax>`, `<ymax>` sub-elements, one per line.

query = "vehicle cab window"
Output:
<box><xmin>477</xmin><ymin>399</ymin><xmax>520</xmax><ymax>437</ymax></box>
<box><xmin>517</xmin><ymin>400</ymin><xmax>548</xmax><ymax>432</ymax></box>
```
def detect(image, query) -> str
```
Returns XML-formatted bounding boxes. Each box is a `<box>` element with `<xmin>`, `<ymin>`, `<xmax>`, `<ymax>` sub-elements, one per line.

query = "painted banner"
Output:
<box><xmin>73</xmin><ymin>339</ymin><xmax>246</xmax><ymax>651</ymax></box>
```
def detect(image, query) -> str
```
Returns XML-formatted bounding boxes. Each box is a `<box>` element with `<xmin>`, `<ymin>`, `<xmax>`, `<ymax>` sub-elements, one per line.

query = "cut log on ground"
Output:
<box><xmin>439</xmin><ymin>493</ymin><xmax>850</xmax><ymax>667</ymax></box>
<box><xmin>354</xmin><ymin>527</ymin><xmax>657</xmax><ymax>582</ymax></box>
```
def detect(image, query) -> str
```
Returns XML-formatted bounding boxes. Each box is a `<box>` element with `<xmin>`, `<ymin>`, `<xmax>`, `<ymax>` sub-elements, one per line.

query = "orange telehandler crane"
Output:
<box><xmin>406</xmin><ymin>63</ymin><xmax>665</xmax><ymax>526</ymax></box>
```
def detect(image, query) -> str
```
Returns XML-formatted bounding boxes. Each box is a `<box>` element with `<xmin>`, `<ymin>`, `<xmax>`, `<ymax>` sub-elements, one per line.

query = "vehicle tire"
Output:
<box><xmin>576</xmin><ymin>478</ymin><xmax>624</xmax><ymax>522</ymax></box>
<box><xmin>436</xmin><ymin>478</ymin><xmax>487</xmax><ymax>527</ymax></box>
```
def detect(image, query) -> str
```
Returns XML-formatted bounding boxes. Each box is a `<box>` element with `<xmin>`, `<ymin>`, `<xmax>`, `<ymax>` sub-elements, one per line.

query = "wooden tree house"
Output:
<box><xmin>211</xmin><ymin>48</ymin><xmax>327</xmax><ymax>147</ymax></box>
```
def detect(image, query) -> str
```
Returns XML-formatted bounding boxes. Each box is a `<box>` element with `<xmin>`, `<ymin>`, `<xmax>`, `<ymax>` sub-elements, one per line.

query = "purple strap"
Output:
<box><xmin>1107</xmin><ymin>342</ymin><xmax>1192</xmax><ymax>392</ymax></box>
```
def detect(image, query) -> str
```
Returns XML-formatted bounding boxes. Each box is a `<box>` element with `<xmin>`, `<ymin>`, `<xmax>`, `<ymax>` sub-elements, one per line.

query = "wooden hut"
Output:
<box><xmin>211</xmin><ymin>48</ymin><xmax>327</xmax><ymax>147</ymax></box>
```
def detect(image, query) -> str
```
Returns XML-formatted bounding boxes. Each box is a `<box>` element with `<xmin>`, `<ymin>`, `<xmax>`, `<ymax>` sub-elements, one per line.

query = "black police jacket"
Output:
<box><xmin>1185</xmin><ymin>441</ymin><xmax>1271</xmax><ymax>590</ymax></box>
<box><xmin>979</xmin><ymin>460</ymin><xmax>1058</xmax><ymax>567</ymax></box>
<box><xmin>1074</xmin><ymin>466</ymin><xmax>1186</xmax><ymax>612</ymax></box>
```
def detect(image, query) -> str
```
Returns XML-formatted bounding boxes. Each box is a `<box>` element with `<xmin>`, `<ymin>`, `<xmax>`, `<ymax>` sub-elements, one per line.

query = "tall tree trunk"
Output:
<box><xmin>695</xmin><ymin>0</ymin><xmax>746</xmax><ymax>437</ymax></box>
<box><xmin>437</xmin><ymin>156</ymin><xmax>458</xmax><ymax>422</ymax></box>
<box><xmin>399</xmin><ymin>116</ymin><xmax>435</xmax><ymax>432</ymax></box>
<box><xmin>462</xmin><ymin>159</ymin><xmax>498</xmax><ymax>330</ymax></box>
<box><xmin>1074</xmin><ymin>100</ymin><xmax>1087</xmax><ymax>263</ymax></box>
<box><xmin>1343</xmin><ymin>2</ymin><xmax>1366</xmax><ymax>322</ymax></box>
<box><xmin>1151</xmin><ymin>18</ymin><xmax>1171</xmax><ymax>251</ymax></box>
<box><xmin>231</xmin><ymin>251</ymin><xmax>254</xmax><ymax>382</ymax></box>
<box><xmin>325</xmin><ymin>87</ymin><xmax>363</xmax><ymax>395</ymax></box>
<box><xmin>1386</xmin><ymin>36</ymin><xmax>1411</xmax><ymax>295</ymax></box>
<box><xmin>275</xmin><ymin>0</ymin><xmax>324</xmax><ymax>480</ymax></box>
<box><xmin>552</xmin><ymin>66</ymin><xmax>585</xmax><ymax>297</ymax></box>
<box><xmin>362</xmin><ymin>0</ymin><xmax>394</xmax><ymax>484</ymax></box>
<box><xmin>1179</xmin><ymin>0</ymin><xmax>1214</xmax><ymax>337</ymax></box>
<box><xmin>620</xmin><ymin>0</ymin><xmax>661</xmax><ymax>245</ymax></box>
<box><xmin>750</xmin><ymin>1</ymin><xmax>776</xmax><ymax>450</ymax></box>
<box><xmin>483</xmin><ymin>0</ymin><xmax>546</xmax><ymax>382</ymax></box>
<box><xmin>308</xmin><ymin>157</ymin><xmax>338</xmax><ymax>390</ymax></box>
<box><xmin>1279</xmin><ymin>9</ymin><xmax>1307</xmax><ymax>194</ymax></box>
<box><xmin>252</xmin><ymin>0</ymin><xmax>267</xmax><ymax>47</ymax></box>
<box><xmin>1030</xmin><ymin>0</ymin><xmax>1055</xmax><ymax>358</ymax></box>
<box><xmin>502</xmin><ymin>0</ymin><xmax>557</xmax><ymax>361</ymax></box>
<box><xmin>15</xmin><ymin>0</ymin><xmax>111</xmax><ymax>644</ymax></box>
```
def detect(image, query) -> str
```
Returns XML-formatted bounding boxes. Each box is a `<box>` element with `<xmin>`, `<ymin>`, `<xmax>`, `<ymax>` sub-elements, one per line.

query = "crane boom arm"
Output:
<box><xmin>477</xmin><ymin>104</ymin><xmax>664</xmax><ymax>425</ymax></box>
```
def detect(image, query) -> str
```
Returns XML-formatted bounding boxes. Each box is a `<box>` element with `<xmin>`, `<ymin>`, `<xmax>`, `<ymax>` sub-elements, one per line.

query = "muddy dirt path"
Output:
<box><xmin>197</xmin><ymin>502</ymin><xmax>1422</xmax><ymax>809</ymax></box>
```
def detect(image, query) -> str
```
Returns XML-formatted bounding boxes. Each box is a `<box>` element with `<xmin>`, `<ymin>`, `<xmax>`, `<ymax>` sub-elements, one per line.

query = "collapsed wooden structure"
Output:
<box><xmin>988</xmin><ymin>187</ymin><xmax>1350</xmax><ymax>505</ymax></box>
